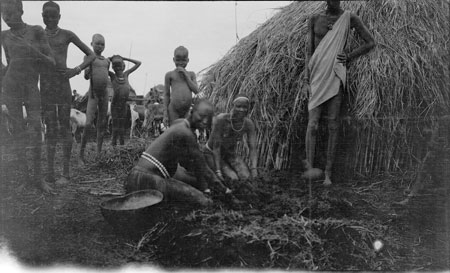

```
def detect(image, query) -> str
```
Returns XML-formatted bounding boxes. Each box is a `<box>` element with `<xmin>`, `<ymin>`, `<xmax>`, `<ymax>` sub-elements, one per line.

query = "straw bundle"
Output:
<box><xmin>199</xmin><ymin>0</ymin><xmax>449</xmax><ymax>175</ymax></box>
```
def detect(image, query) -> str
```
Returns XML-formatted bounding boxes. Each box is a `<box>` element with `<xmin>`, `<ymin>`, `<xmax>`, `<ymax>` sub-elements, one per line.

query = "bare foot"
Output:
<box><xmin>323</xmin><ymin>173</ymin><xmax>332</xmax><ymax>186</ymax></box>
<box><xmin>56</xmin><ymin>176</ymin><xmax>70</xmax><ymax>186</ymax></box>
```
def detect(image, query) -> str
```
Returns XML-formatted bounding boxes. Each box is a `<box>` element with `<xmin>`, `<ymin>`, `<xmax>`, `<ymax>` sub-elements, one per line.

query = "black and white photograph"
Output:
<box><xmin>0</xmin><ymin>0</ymin><xmax>449</xmax><ymax>271</ymax></box>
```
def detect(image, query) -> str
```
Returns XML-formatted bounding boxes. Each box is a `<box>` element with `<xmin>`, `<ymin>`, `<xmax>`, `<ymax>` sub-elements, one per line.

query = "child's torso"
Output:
<box><xmin>170</xmin><ymin>71</ymin><xmax>193</xmax><ymax>107</ymax></box>
<box><xmin>45</xmin><ymin>29</ymin><xmax>72</xmax><ymax>70</ymax></box>
<box><xmin>111</xmin><ymin>76</ymin><xmax>131</xmax><ymax>106</ymax></box>
<box><xmin>90</xmin><ymin>56</ymin><xmax>109</xmax><ymax>90</ymax></box>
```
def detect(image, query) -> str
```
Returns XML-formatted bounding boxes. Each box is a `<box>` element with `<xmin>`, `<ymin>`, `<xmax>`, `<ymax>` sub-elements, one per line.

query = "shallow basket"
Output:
<box><xmin>100</xmin><ymin>190</ymin><xmax>164</xmax><ymax>233</ymax></box>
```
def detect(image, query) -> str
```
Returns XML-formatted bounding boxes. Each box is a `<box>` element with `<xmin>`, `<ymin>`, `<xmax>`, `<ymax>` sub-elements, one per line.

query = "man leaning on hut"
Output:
<box><xmin>303</xmin><ymin>0</ymin><xmax>375</xmax><ymax>185</ymax></box>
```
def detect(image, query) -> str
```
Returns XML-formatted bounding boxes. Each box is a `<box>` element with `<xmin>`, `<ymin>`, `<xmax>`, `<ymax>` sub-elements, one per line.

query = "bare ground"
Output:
<box><xmin>0</xmin><ymin>138</ymin><xmax>449</xmax><ymax>270</ymax></box>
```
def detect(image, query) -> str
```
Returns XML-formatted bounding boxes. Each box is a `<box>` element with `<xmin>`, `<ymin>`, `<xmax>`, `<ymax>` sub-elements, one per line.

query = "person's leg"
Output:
<box><xmin>167</xmin><ymin>103</ymin><xmax>179</xmax><ymax>126</ymax></box>
<box><xmin>43</xmin><ymin>104</ymin><xmax>57</xmax><ymax>182</ymax></box>
<box><xmin>125</xmin><ymin>167</ymin><xmax>168</xmax><ymax>194</ymax></box>
<box><xmin>222</xmin><ymin>160</ymin><xmax>239</xmax><ymax>182</ymax></box>
<box><xmin>118</xmin><ymin>117</ymin><xmax>126</xmax><ymax>145</ymax></box>
<box><xmin>80</xmin><ymin>93</ymin><xmax>98</xmax><ymax>163</ymax></box>
<box><xmin>119</xmin><ymin>106</ymin><xmax>128</xmax><ymax>145</ymax></box>
<box><xmin>228</xmin><ymin>155</ymin><xmax>251</xmax><ymax>180</ymax></box>
<box><xmin>27</xmin><ymin>88</ymin><xmax>54</xmax><ymax>193</ymax></box>
<box><xmin>324</xmin><ymin>89</ymin><xmax>343</xmax><ymax>186</ymax></box>
<box><xmin>111</xmin><ymin>115</ymin><xmax>119</xmax><ymax>147</ymax></box>
<box><xmin>165</xmin><ymin>177</ymin><xmax>212</xmax><ymax>207</ymax></box>
<box><xmin>125</xmin><ymin>167</ymin><xmax>211</xmax><ymax>207</ymax></box>
<box><xmin>96</xmin><ymin>93</ymin><xmax>109</xmax><ymax>154</ymax></box>
<box><xmin>58</xmin><ymin>103</ymin><xmax>72</xmax><ymax>184</ymax></box>
<box><xmin>305</xmin><ymin>106</ymin><xmax>323</xmax><ymax>169</ymax></box>
<box><xmin>4</xmin><ymin>94</ymin><xmax>30</xmax><ymax>182</ymax></box>
<box><xmin>173</xmin><ymin>164</ymin><xmax>200</xmax><ymax>189</ymax></box>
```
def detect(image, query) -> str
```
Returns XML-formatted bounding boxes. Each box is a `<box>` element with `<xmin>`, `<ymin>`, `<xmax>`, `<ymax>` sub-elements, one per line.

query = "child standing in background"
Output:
<box><xmin>79</xmin><ymin>33</ymin><xmax>110</xmax><ymax>165</ymax></box>
<box><xmin>109</xmin><ymin>55</ymin><xmax>141</xmax><ymax>146</ymax></box>
<box><xmin>164</xmin><ymin>46</ymin><xmax>199</xmax><ymax>126</ymax></box>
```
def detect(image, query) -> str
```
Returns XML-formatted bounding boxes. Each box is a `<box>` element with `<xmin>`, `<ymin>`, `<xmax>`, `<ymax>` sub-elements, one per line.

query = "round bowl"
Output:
<box><xmin>100</xmin><ymin>189</ymin><xmax>164</xmax><ymax>232</ymax></box>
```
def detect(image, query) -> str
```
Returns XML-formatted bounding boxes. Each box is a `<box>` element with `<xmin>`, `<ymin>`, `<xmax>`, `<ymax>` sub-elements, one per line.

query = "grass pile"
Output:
<box><xmin>199</xmin><ymin>0</ymin><xmax>450</xmax><ymax>175</ymax></box>
<box><xmin>129</xmin><ymin>172</ymin><xmax>432</xmax><ymax>270</ymax></box>
<box><xmin>94</xmin><ymin>138</ymin><xmax>148</xmax><ymax>175</ymax></box>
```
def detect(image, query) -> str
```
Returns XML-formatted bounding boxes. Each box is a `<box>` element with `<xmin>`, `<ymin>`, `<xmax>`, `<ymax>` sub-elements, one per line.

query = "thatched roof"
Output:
<box><xmin>200</xmin><ymin>0</ymin><xmax>449</xmax><ymax>175</ymax></box>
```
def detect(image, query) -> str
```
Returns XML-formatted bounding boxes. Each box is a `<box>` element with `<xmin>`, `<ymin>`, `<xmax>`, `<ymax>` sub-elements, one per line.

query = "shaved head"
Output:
<box><xmin>174</xmin><ymin>46</ymin><xmax>189</xmax><ymax>58</ymax></box>
<box><xmin>92</xmin><ymin>33</ymin><xmax>105</xmax><ymax>43</ymax></box>
<box><xmin>42</xmin><ymin>1</ymin><xmax>59</xmax><ymax>12</ymax></box>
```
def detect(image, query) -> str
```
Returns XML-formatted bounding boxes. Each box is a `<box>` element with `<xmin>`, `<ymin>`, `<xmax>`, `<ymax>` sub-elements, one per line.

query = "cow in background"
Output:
<box><xmin>70</xmin><ymin>108</ymin><xmax>86</xmax><ymax>143</ymax></box>
<box><xmin>129</xmin><ymin>102</ymin><xmax>147</xmax><ymax>139</ymax></box>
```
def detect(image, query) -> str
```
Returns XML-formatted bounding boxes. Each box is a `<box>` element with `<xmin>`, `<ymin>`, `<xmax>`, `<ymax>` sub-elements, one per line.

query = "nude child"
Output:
<box><xmin>79</xmin><ymin>33</ymin><xmax>110</xmax><ymax>164</ymax></box>
<box><xmin>40</xmin><ymin>0</ymin><xmax>95</xmax><ymax>184</ymax></box>
<box><xmin>164</xmin><ymin>46</ymin><xmax>199</xmax><ymax>126</ymax></box>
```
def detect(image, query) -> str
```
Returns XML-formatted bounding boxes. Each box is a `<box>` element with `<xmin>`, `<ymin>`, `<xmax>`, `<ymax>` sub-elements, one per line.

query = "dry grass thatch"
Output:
<box><xmin>199</xmin><ymin>0</ymin><xmax>450</xmax><ymax>175</ymax></box>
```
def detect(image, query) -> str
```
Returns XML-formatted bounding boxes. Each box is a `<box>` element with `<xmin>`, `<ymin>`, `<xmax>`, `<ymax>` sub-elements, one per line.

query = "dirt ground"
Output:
<box><xmin>0</xmin><ymin>137</ymin><xmax>449</xmax><ymax>271</ymax></box>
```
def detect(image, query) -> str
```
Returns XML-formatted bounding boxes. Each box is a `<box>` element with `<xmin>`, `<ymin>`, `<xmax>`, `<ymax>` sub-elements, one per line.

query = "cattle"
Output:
<box><xmin>143</xmin><ymin>102</ymin><xmax>166</xmax><ymax>138</ymax></box>
<box><xmin>70</xmin><ymin>108</ymin><xmax>87</xmax><ymax>143</ymax></box>
<box><xmin>129</xmin><ymin>102</ymin><xmax>145</xmax><ymax>139</ymax></box>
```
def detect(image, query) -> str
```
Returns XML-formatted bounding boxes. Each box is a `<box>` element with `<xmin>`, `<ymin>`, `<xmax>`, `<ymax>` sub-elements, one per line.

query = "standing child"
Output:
<box><xmin>109</xmin><ymin>55</ymin><xmax>141</xmax><ymax>146</ymax></box>
<box><xmin>40</xmin><ymin>0</ymin><xmax>95</xmax><ymax>184</ymax></box>
<box><xmin>1</xmin><ymin>0</ymin><xmax>55</xmax><ymax>192</ymax></box>
<box><xmin>79</xmin><ymin>33</ymin><xmax>110</xmax><ymax>164</ymax></box>
<box><xmin>164</xmin><ymin>46</ymin><xmax>199</xmax><ymax>126</ymax></box>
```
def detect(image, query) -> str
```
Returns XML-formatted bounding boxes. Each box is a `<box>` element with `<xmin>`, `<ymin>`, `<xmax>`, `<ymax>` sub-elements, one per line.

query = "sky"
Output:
<box><xmin>1</xmin><ymin>1</ymin><xmax>291</xmax><ymax>96</ymax></box>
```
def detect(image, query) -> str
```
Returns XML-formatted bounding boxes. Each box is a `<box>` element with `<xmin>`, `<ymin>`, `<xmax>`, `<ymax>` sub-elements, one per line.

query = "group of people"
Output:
<box><xmin>0</xmin><ymin>0</ymin><xmax>143</xmax><ymax>192</ymax></box>
<box><xmin>126</xmin><ymin>0</ymin><xmax>375</xmax><ymax>206</ymax></box>
<box><xmin>126</xmin><ymin>43</ymin><xmax>259</xmax><ymax>205</ymax></box>
<box><xmin>1</xmin><ymin>0</ymin><xmax>376</xmax><ymax>207</ymax></box>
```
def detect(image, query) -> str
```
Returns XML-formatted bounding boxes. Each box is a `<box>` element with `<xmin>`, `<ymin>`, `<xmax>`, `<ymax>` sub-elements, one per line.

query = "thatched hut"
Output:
<box><xmin>199</xmin><ymin>0</ymin><xmax>449</xmax><ymax>176</ymax></box>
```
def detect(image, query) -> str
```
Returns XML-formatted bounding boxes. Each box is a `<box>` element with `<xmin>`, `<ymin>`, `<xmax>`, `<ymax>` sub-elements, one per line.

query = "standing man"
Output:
<box><xmin>1</xmin><ymin>0</ymin><xmax>56</xmax><ymax>192</ymax></box>
<box><xmin>40</xmin><ymin>0</ymin><xmax>95</xmax><ymax>185</ymax></box>
<box><xmin>304</xmin><ymin>0</ymin><xmax>375</xmax><ymax>185</ymax></box>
